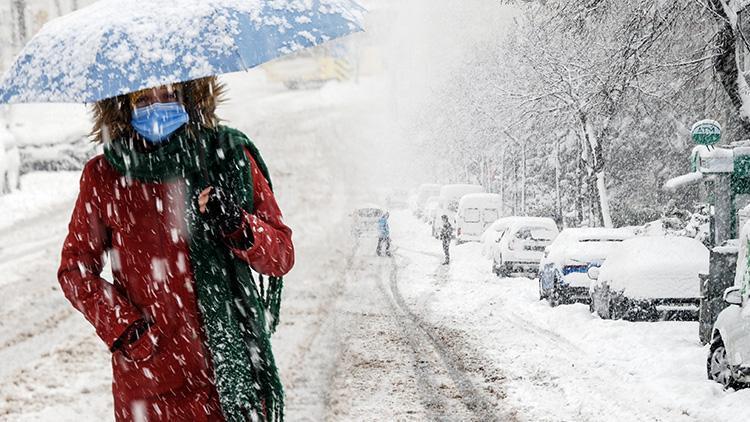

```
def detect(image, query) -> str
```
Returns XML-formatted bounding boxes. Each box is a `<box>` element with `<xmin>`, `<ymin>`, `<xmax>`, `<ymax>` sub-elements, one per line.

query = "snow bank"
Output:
<box><xmin>391</xmin><ymin>211</ymin><xmax>750</xmax><ymax>421</ymax></box>
<box><xmin>0</xmin><ymin>171</ymin><xmax>80</xmax><ymax>230</ymax></box>
<box><xmin>595</xmin><ymin>236</ymin><xmax>708</xmax><ymax>299</ymax></box>
<box><xmin>8</xmin><ymin>104</ymin><xmax>90</xmax><ymax>146</ymax></box>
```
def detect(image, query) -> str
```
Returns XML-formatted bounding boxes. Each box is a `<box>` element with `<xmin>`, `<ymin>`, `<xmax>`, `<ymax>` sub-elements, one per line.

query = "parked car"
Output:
<box><xmin>413</xmin><ymin>183</ymin><xmax>442</xmax><ymax>218</ymax></box>
<box><xmin>423</xmin><ymin>196</ymin><xmax>440</xmax><ymax>224</ymax></box>
<box><xmin>589</xmin><ymin>236</ymin><xmax>708</xmax><ymax>321</ymax></box>
<box><xmin>0</xmin><ymin>124</ymin><xmax>21</xmax><ymax>194</ymax></box>
<box><xmin>482</xmin><ymin>216</ymin><xmax>551</xmax><ymax>258</ymax></box>
<box><xmin>707</xmin><ymin>224</ymin><xmax>750</xmax><ymax>389</ymax></box>
<box><xmin>351</xmin><ymin>204</ymin><xmax>385</xmax><ymax>237</ymax></box>
<box><xmin>9</xmin><ymin>103</ymin><xmax>94</xmax><ymax>172</ymax></box>
<box><xmin>431</xmin><ymin>184</ymin><xmax>485</xmax><ymax>238</ymax></box>
<box><xmin>455</xmin><ymin>193</ymin><xmax>502</xmax><ymax>244</ymax></box>
<box><xmin>538</xmin><ymin>227</ymin><xmax>634</xmax><ymax>306</ymax></box>
<box><xmin>489</xmin><ymin>217</ymin><xmax>559</xmax><ymax>277</ymax></box>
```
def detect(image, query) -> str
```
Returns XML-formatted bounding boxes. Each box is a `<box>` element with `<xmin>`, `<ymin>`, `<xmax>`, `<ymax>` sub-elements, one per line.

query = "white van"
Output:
<box><xmin>455</xmin><ymin>193</ymin><xmax>502</xmax><ymax>243</ymax></box>
<box><xmin>413</xmin><ymin>184</ymin><xmax>442</xmax><ymax>218</ymax></box>
<box><xmin>431</xmin><ymin>184</ymin><xmax>485</xmax><ymax>238</ymax></box>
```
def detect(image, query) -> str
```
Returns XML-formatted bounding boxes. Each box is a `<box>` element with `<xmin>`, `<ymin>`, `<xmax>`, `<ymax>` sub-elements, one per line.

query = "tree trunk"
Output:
<box><xmin>575</xmin><ymin>134</ymin><xmax>584</xmax><ymax>225</ymax></box>
<box><xmin>709</xmin><ymin>0</ymin><xmax>750</xmax><ymax>137</ymax></box>
<box><xmin>11</xmin><ymin>0</ymin><xmax>27</xmax><ymax>48</ymax></box>
<box><xmin>521</xmin><ymin>141</ymin><xmax>527</xmax><ymax>215</ymax></box>
<box><xmin>500</xmin><ymin>145</ymin><xmax>506</xmax><ymax>214</ymax></box>
<box><xmin>554</xmin><ymin>136</ymin><xmax>562</xmax><ymax>227</ymax></box>
<box><xmin>581</xmin><ymin>113</ymin><xmax>613</xmax><ymax>228</ymax></box>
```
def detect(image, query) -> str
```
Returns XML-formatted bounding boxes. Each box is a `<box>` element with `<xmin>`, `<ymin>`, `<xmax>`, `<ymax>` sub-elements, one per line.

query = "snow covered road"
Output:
<box><xmin>391</xmin><ymin>211</ymin><xmax>750</xmax><ymax>422</ymax></box>
<box><xmin>2</xmin><ymin>73</ymin><xmax>750</xmax><ymax>421</ymax></box>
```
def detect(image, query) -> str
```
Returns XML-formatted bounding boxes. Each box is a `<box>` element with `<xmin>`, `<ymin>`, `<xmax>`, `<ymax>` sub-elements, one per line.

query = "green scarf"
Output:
<box><xmin>104</xmin><ymin>124</ymin><xmax>284</xmax><ymax>422</ymax></box>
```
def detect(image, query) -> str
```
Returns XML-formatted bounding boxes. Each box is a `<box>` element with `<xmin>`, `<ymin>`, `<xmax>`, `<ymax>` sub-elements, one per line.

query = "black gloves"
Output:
<box><xmin>204</xmin><ymin>186</ymin><xmax>244</xmax><ymax>235</ymax></box>
<box><xmin>111</xmin><ymin>319</ymin><xmax>151</xmax><ymax>352</ymax></box>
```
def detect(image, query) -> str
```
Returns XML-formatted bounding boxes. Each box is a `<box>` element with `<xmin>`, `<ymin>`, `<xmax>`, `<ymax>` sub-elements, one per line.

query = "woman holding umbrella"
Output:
<box><xmin>1</xmin><ymin>1</ymin><xmax>363</xmax><ymax>420</ymax></box>
<box><xmin>57</xmin><ymin>77</ymin><xmax>294</xmax><ymax>421</ymax></box>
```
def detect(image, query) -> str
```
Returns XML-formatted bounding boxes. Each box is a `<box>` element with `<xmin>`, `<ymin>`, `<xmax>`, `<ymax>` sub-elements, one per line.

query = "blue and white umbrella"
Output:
<box><xmin>0</xmin><ymin>0</ymin><xmax>364</xmax><ymax>104</ymax></box>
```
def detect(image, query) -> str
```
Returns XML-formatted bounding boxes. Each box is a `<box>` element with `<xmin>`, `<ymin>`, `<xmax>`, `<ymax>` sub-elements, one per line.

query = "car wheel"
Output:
<box><xmin>493</xmin><ymin>259</ymin><xmax>508</xmax><ymax>277</ymax></box>
<box><xmin>708</xmin><ymin>339</ymin><xmax>737</xmax><ymax>389</ymax></box>
<box><xmin>594</xmin><ymin>287</ymin><xmax>611</xmax><ymax>319</ymax></box>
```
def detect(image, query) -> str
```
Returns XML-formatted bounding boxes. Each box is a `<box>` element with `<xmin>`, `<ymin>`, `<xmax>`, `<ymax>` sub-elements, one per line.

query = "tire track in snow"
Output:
<box><xmin>384</xmin><ymin>254</ymin><xmax>518</xmax><ymax>422</ymax></box>
<box><xmin>282</xmin><ymin>247</ymin><xmax>361</xmax><ymax>420</ymax></box>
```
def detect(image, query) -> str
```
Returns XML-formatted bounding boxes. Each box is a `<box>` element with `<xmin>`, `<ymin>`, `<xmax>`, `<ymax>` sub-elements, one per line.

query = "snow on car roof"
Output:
<box><xmin>506</xmin><ymin>218</ymin><xmax>559</xmax><ymax>232</ymax></box>
<box><xmin>439</xmin><ymin>184</ymin><xmax>485</xmax><ymax>199</ymax></box>
<box><xmin>486</xmin><ymin>216</ymin><xmax>555</xmax><ymax>232</ymax></box>
<box><xmin>356</xmin><ymin>203</ymin><xmax>384</xmax><ymax>211</ymax></box>
<box><xmin>557</xmin><ymin>227</ymin><xmax>634</xmax><ymax>243</ymax></box>
<box><xmin>596</xmin><ymin>236</ymin><xmax>708</xmax><ymax>299</ymax></box>
<box><xmin>458</xmin><ymin>193</ymin><xmax>502</xmax><ymax>207</ymax></box>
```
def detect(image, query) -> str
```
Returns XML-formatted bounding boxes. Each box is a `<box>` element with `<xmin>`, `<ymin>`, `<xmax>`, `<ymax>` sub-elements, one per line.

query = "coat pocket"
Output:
<box><xmin>112</xmin><ymin>324</ymin><xmax>188</xmax><ymax>398</ymax></box>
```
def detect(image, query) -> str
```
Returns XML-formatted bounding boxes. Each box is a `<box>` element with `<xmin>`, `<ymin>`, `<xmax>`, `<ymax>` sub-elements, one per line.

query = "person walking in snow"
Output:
<box><xmin>57</xmin><ymin>77</ymin><xmax>294</xmax><ymax>422</ymax></box>
<box><xmin>439</xmin><ymin>214</ymin><xmax>453</xmax><ymax>265</ymax></box>
<box><xmin>376</xmin><ymin>211</ymin><xmax>391</xmax><ymax>256</ymax></box>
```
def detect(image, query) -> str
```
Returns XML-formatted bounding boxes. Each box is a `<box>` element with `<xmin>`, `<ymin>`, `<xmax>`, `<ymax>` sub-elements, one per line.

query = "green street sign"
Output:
<box><xmin>692</xmin><ymin>119</ymin><xmax>722</xmax><ymax>146</ymax></box>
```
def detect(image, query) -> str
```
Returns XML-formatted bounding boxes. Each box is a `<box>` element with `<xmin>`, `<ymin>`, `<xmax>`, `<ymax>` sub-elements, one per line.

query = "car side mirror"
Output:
<box><xmin>587</xmin><ymin>266</ymin><xmax>600</xmax><ymax>281</ymax></box>
<box><xmin>723</xmin><ymin>287</ymin><xmax>743</xmax><ymax>306</ymax></box>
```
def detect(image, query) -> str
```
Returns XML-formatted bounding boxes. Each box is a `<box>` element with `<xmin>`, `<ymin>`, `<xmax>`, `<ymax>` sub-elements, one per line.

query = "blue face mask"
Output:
<box><xmin>131</xmin><ymin>102</ymin><xmax>189</xmax><ymax>144</ymax></box>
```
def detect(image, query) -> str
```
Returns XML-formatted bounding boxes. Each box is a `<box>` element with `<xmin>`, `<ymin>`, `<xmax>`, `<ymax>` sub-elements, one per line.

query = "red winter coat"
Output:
<box><xmin>58</xmin><ymin>149</ymin><xmax>294</xmax><ymax>421</ymax></box>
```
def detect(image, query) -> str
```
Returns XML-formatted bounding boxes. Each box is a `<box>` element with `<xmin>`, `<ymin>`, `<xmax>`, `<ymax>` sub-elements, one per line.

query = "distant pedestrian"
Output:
<box><xmin>439</xmin><ymin>214</ymin><xmax>453</xmax><ymax>264</ymax></box>
<box><xmin>377</xmin><ymin>212</ymin><xmax>392</xmax><ymax>256</ymax></box>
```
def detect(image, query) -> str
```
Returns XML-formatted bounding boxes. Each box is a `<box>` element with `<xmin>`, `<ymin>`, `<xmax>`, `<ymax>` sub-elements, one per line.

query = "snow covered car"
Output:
<box><xmin>707</xmin><ymin>223</ymin><xmax>750</xmax><ymax>389</ymax></box>
<box><xmin>589</xmin><ymin>236</ymin><xmax>708</xmax><ymax>321</ymax></box>
<box><xmin>482</xmin><ymin>216</ymin><xmax>546</xmax><ymax>257</ymax></box>
<box><xmin>423</xmin><ymin>196</ymin><xmax>440</xmax><ymax>224</ymax></box>
<box><xmin>413</xmin><ymin>183</ymin><xmax>442</xmax><ymax>218</ymax></box>
<box><xmin>431</xmin><ymin>184</ymin><xmax>485</xmax><ymax>239</ymax></box>
<box><xmin>351</xmin><ymin>205</ymin><xmax>385</xmax><ymax>237</ymax></box>
<box><xmin>707</xmin><ymin>286</ymin><xmax>750</xmax><ymax>389</ymax></box>
<box><xmin>455</xmin><ymin>193</ymin><xmax>502</xmax><ymax>244</ymax></box>
<box><xmin>0</xmin><ymin>124</ymin><xmax>21</xmax><ymax>194</ymax></box>
<box><xmin>538</xmin><ymin>227</ymin><xmax>634</xmax><ymax>306</ymax></box>
<box><xmin>489</xmin><ymin>217</ymin><xmax>559</xmax><ymax>277</ymax></box>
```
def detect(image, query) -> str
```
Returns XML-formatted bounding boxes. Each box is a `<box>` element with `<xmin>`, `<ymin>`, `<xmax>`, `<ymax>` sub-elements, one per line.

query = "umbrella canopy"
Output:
<box><xmin>0</xmin><ymin>0</ymin><xmax>364</xmax><ymax>104</ymax></box>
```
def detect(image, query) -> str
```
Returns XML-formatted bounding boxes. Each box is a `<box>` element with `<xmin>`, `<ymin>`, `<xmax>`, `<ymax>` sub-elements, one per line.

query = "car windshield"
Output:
<box><xmin>463</xmin><ymin>208</ymin><xmax>480</xmax><ymax>223</ymax></box>
<box><xmin>357</xmin><ymin>208</ymin><xmax>382</xmax><ymax>218</ymax></box>
<box><xmin>516</xmin><ymin>226</ymin><xmax>555</xmax><ymax>241</ymax></box>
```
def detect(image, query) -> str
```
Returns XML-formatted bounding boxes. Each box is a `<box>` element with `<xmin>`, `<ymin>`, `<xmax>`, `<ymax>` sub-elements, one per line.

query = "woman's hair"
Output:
<box><xmin>89</xmin><ymin>76</ymin><xmax>226</xmax><ymax>143</ymax></box>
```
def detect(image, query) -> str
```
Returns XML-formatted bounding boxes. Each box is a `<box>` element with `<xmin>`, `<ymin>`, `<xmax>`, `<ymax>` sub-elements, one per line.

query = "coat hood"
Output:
<box><xmin>90</xmin><ymin>76</ymin><xmax>225</xmax><ymax>143</ymax></box>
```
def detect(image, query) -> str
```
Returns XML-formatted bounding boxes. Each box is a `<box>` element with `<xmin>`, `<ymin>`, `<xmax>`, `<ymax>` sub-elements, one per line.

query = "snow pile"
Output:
<box><xmin>9</xmin><ymin>104</ymin><xmax>90</xmax><ymax>146</ymax></box>
<box><xmin>595</xmin><ymin>236</ymin><xmax>708</xmax><ymax>299</ymax></box>
<box><xmin>545</xmin><ymin>227</ymin><xmax>635</xmax><ymax>267</ymax></box>
<box><xmin>0</xmin><ymin>171</ymin><xmax>81</xmax><ymax>230</ymax></box>
<box><xmin>390</xmin><ymin>211</ymin><xmax>750</xmax><ymax>421</ymax></box>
